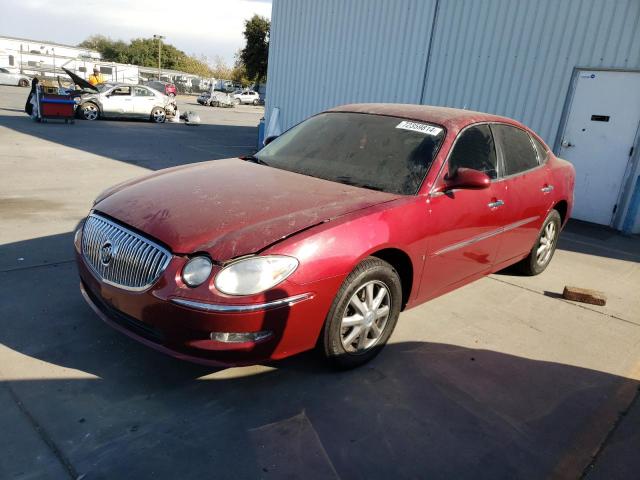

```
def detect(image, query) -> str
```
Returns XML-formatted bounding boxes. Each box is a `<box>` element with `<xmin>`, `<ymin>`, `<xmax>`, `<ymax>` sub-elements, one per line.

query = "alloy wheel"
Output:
<box><xmin>152</xmin><ymin>108</ymin><xmax>166</xmax><ymax>123</ymax></box>
<box><xmin>340</xmin><ymin>280</ymin><xmax>391</xmax><ymax>353</ymax></box>
<box><xmin>83</xmin><ymin>104</ymin><xmax>98</xmax><ymax>120</ymax></box>
<box><xmin>536</xmin><ymin>221</ymin><xmax>556</xmax><ymax>266</ymax></box>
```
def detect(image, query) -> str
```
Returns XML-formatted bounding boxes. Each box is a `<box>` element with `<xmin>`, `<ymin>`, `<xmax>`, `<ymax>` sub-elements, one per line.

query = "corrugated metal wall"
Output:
<box><xmin>267</xmin><ymin>0</ymin><xmax>640</xmax><ymax>147</ymax></box>
<box><xmin>422</xmin><ymin>0</ymin><xmax>640</xmax><ymax>144</ymax></box>
<box><xmin>266</xmin><ymin>0</ymin><xmax>438</xmax><ymax>132</ymax></box>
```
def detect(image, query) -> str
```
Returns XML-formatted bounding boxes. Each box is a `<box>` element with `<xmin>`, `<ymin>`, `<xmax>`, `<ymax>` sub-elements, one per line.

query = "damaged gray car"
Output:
<box><xmin>78</xmin><ymin>83</ymin><xmax>177</xmax><ymax>123</ymax></box>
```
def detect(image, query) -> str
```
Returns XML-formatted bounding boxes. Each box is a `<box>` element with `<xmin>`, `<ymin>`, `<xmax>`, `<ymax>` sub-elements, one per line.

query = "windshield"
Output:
<box><xmin>255</xmin><ymin>112</ymin><xmax>445</xmax><ymax>195</ymax></box>
<box><xmin>96</xmin><ymin>83</ymin><xmax>114</xmax><ymax>93</ymax></box>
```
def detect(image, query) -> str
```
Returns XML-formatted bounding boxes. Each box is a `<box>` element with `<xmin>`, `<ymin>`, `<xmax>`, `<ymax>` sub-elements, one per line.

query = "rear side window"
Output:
<box><xmin>530</xmin><ymin>134</ymin><xmax>548</xmax><ymax>164</ymax></box>
<box><xmin>448</xmin><ymin>124</ymin><xmax>498</xmax><ymax>179</ymax></box>
<box><xmin>492</xmin><ymin>124</ymin><xmax>539</xmax><ymax>176</ymax></box>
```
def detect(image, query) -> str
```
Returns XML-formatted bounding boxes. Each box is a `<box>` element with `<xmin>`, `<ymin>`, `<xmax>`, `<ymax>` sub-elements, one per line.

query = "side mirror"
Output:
<box><xmin>264</xmin><ymin>135</ymin><xmax>278</xmax><ymax>146</ymax></box>
<box><xmin>438</xmin><ymin>167</ymin><xmax>491</xmax><ymax>192</ymax></box>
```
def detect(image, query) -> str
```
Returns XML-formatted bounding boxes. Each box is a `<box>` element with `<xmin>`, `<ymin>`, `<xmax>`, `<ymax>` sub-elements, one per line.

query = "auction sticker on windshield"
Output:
<box><xmin>396</xmin><ymin>121</ymin><xmax>443</xmax><ymax>136</ymax></box>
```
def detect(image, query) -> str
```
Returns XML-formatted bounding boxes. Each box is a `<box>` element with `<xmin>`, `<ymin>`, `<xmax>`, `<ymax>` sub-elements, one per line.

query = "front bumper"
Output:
<box><xmin>75</xmin><ymin>244</ymin><xmax>341</xmax><ymax>366</ymax></box>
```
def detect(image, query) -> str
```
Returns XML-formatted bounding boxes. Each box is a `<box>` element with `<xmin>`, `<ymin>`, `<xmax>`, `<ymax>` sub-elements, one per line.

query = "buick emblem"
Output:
<box><xmin>100</xmin><ymin>241</ymin><xmax>114</xmax><ymax>266</ymax></box>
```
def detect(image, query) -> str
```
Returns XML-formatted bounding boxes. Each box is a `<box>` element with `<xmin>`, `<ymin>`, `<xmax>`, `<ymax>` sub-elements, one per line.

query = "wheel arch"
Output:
<box><xmin>553</xmin><ymin>200</ymin><xmax>569</xmax><ymax>226</ymax></box>
<box><xmin>368</xmin><ymin>248</ymin><xmax>414</xmax><ymax>310</ymax></box>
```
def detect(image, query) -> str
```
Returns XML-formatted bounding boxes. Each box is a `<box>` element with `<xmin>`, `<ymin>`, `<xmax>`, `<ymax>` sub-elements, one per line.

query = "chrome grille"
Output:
<box><xmin>81</xmin><ymin>213</ymin><xmax>171</xmax><ymax>291</ymax></box>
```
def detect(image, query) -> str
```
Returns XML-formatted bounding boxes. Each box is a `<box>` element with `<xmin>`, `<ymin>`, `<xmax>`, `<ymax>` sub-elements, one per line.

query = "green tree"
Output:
<box><xmin>239</xmin><ymin>15</ymin><xmax>270</xmax><ymax>83</ymax></box>
<box><xmin>77</xmin><ymin>36</ymin><xmax>213</xmax><ymax>77</ymax></box>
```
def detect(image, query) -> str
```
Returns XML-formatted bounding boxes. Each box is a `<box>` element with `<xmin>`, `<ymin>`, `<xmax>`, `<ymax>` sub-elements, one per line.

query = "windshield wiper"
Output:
<box><xmin>336</xmin><ymin>176</ymin><xmax>385</xmax><ymax>192</ymax></box>
<box><xmin>241</xmin><ymin>154</ymin><xmax>269</xmax><ymax>166</ymax></box>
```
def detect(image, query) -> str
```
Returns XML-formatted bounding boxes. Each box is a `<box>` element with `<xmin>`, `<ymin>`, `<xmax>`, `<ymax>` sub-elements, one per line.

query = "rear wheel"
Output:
<box><xmin>81</xmin><ymin>103</ymin><xmax>99</xmax><ymax>121</ymax></box>
<box><xmin>517</xmin><ymin>209</ymin><xmax>561</xmax><ymax>275</ymax></box>
<box><xmin>321</xmin><ymin>257</ymin><xmax>401</xmax><ymax>369</ymax></box>
<box><xmin>150</xmin><ymin>107</ymin><xmax>166</xmax><ymax>123</ymax></box>
<box><xmin>168</xmin><ymin>92</ymin><xmax>176</xmax><ymax>97</ymax></box>
<box><xmin>252</xmin><ymin>99</ymin><xmax>259</xmax><ymax>106</ymax></box>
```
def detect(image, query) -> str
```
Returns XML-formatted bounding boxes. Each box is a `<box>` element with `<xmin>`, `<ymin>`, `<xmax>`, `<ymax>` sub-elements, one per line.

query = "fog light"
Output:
<box><xmin>210</xmin><ymin>331</ymin><xmax>273</xmax><ymax>343</ymax></box>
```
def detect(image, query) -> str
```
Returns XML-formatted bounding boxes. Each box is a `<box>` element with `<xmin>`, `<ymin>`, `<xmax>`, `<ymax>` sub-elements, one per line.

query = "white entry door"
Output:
<box><xmin>558</xmin><ymin>70</ymin><xmax>640</xmax><ymax>226</ymax></box>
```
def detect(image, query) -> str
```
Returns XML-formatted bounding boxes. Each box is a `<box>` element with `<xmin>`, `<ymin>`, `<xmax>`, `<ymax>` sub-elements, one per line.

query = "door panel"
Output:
<box><xmin>133</xmin><ymin>86</ymin><xmax>158</xmax><ymax>116</ymax></box>
<box><xmin>493</xmin><ymin>167</ymin><xmax>551</xmax><ymax>265</ymax></box>
<box><xmin>420</xmin><ymin>124</ymin><xmax>504</xmax><ymax>299</ymax></box>
<box><xmin>559</xmin><ymin>70</ymin><xmax>640</xmax><ymax>225</ymax></box>
<box><xmin>492</xmin><ymin>124</ymin><xmax>553</xmax><ymax>265</ymax></box>
<box><xmin>101</xmin><ymin>88</ymin><xmax>134</xmax><ymax>117</ymax></box>
<box><xmin>422</xmin><ymin>187</ymin><xmax>504</xmax><ymax>299</ymax></box>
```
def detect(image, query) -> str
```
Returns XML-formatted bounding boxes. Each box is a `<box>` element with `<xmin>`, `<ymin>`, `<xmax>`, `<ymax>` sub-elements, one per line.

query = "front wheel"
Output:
<box><xmin>19</xmin><ymin>79</ymin><xmax>29</xmax><ymax>87</ymax></box>
<box><xmin>321</xmin><ymin>257</ymin><xmax>402</xmax><ymax>369</ymax></box>
<box><xmin>150</xmin><ymin>107</ymin><xmax>166</xmax><ymax>123</ymax></box>
<box><xmin>252</xmin><ymin>99</ymin><xmax>259</xmax><ymax>105</ymax></box>
<box><xmin>517</xmin><ymin>209</ymin><xmax>561</xmax><ymax>275</ymax></box>
<box><xmin>81</xmin><ymin>103</ymin><xmax>99</xmax><ymax>121</ymax></box>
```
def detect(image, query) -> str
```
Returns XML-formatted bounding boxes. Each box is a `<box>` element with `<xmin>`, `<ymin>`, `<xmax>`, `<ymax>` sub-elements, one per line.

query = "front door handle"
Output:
<box><xmin>541</xmin><ymin>185</ymin><xmax>554</xmax><ymax>193</ymax></box>
<box><xmin>488</xmin><ymin>199</ymin><xmax>504</xmax><ymax>209</ymax></box>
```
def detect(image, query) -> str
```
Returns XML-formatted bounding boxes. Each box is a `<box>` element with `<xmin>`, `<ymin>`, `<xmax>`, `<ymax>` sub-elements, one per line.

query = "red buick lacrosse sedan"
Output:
<box><xmin>75</xmin><ymin>104</ymin><xmax>575</xmax><ymax>368</ymax></box>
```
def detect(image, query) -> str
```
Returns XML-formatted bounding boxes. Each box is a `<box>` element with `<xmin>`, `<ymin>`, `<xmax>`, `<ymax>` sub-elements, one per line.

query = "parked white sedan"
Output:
<box><xmin>0</xmin><ymin>67</ymin><xmax>31</xmax><ymax>87</ymax></box>
<box><xmin>78</xmin><ymin>83</ymin><xmax>176</xmax><ymax>123</ymax></box>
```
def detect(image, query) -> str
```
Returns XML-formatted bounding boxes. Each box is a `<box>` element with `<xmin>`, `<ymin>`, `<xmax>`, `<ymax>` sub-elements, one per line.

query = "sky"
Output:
<box><xmin>0</xmin><ymin>0</ymin><xmax>272</xmax><ymax>65</ymax></box>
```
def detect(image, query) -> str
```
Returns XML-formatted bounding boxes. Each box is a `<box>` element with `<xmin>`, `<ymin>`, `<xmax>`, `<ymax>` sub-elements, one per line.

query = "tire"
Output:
<box><xmin>233</xmin><ymin>98</ymin><xmax>241</xmax><ymax>105</ymax></box>
<box><xmin>252</xmin><ymin>99</ymin><xmax>259</xmax><ymax>106</ymax></box>
<box><xmin>150</xmin><ymin>107</ymin><xmax>166</xmax><ymax>123</ymax></box>
<box><xmin>517</xmin><ymin>209</ymin><xmax>561</xmax><ymax>276</ymax></box>
<box><xmin>81</xmin><ymin>103</ymin><xmax>99</xmax><ymax>121</ymax></box>
<box><xmin>320</xmin><ymin>257</ymin><xmax>402</xmax><ymax>369</ymax></box>
<box><xmin>19</xmin><ymin>79</ymin><xmax>29</xmax><ymax>87</ymax></box>
<box><xmin>168</xmin><ymin>92</ymin><xmax>176</xmax><ymax>97</ymax></box>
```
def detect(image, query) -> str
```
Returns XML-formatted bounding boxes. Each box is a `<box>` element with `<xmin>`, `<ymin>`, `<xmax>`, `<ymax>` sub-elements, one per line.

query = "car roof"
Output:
<box><xmin>326</xmin><ymin>103</ymin><xmax>523</xmax><ymax>133</ymax></box>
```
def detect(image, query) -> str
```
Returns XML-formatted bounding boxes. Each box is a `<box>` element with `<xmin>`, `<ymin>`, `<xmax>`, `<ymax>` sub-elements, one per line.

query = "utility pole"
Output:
<box><xmin>153</xmin><ymin>34</ymin><xmax>165</xmax><ymax>80</ymax></box>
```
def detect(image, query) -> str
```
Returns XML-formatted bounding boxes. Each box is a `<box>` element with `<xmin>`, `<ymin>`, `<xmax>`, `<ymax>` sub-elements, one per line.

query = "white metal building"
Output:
<box><xmin>265</xmin><ymin>0</ymin><xmax>640</xmax><ymax>233</ymax></box>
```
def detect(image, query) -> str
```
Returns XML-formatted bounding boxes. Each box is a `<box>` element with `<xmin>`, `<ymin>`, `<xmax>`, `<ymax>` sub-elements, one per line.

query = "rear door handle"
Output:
<box><xmin>488</xmin><ymin>200</ymin><xmax>504</xmax><ymax>208</ymax></box>
<box><xmin>541</xmin><ymin>185</ymin><xmax>554</xmax><ymax>193</ymax></box>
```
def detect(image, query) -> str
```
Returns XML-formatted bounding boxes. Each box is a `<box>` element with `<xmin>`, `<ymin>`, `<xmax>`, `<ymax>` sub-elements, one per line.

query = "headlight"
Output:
<box><xmin>214</xmin><ymin>255</ymin><xmax>299</xmax><ymax>296</ymax></box>
<box><xmin>182</xmin><ymin>256</ymin><xmax>213</xmax><ymax>287</ymax></box>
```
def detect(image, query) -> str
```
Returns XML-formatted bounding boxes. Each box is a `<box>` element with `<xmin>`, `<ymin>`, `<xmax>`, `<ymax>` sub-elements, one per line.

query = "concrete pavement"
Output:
<box><xmin>1</xmin><ymin>85</ymin><xmax>639</xmax><ymax>479</ymax></box>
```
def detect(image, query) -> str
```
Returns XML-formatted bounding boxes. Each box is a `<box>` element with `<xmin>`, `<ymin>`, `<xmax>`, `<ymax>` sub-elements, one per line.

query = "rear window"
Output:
<box><xmin>492</xmin><ymin>124</ymin><xmax>539</xmax><ymax>176</ymax></box>
<box><xmin>531</xmin><ymin>134</ymin><xmax>548</xmax><ymax>164</ymax></box>
<box><xmin>256</xmin><ymin>112</ymin><xmax>445</xmax><ymax>195</ymax></box>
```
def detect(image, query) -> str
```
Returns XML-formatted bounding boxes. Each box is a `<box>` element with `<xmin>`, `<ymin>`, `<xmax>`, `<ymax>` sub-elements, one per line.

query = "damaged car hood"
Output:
<box><xmin>94</xmin><ymin>158</ymin><xmax>402</xmax><ymax>260</ymax></box>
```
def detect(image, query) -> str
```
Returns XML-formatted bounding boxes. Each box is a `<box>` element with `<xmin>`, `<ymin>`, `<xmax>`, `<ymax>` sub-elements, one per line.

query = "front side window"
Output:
<box><xmin>111</xmin><ymin>86</ymin><xmax>131</xmax><ymax>96</ymax></box>
<box><xmin>448</xmin><ymin>124</ymin><xmax>498</xmax><ymax>179</ymax></box>
<box><xmin>255</xmin><ymin>112</ymin><xmax>445</xmax><ymax>195</ymax></box>
<box><xmin>492</xmin><ymin>124</ymin><xmax>539</xmax><ymax>176</ymax></box>
<box><xmin>100</xmin><ymin>66</ymin><xmax>113</xmax><ymax>75</ymax></box>
<box><xmin>8</xmin><ymin>55</ymin><xmax>14</xmax><ymax>66</ymax></box>
<box><xmin>0</xmin><ymin>68</ymin><xmax>8</xmax><ymax>73</ymax></box>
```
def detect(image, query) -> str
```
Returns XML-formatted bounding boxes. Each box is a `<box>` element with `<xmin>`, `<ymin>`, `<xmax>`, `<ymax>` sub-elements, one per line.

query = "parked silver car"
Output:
<box><xmin>0</xmin><ymin>67</ymin><xmax>31</xmax><ymax>87</ymax></box>
<box><xmin>78</xmin><ymin>83</ymin><xmax>176</xmax><ymax>123</ymax></box>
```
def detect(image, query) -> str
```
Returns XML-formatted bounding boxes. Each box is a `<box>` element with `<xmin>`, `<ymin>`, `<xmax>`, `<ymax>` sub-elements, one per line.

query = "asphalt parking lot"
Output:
<box><xmin>1</xmin><ymin>84</ymin><xmax>639</xmax><ymax>479</ymax></box>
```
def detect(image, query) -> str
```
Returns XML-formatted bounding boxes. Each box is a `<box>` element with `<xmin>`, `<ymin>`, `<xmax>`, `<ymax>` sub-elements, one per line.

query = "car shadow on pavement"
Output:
<box><xmin>0</xmin><ymin>112</ymin><xmax>258</xmax><ymax>170</ymax></box>
<box><xmin>494</xmin><ymin>219</ymin><xmax>640</xmax><ymax>279</ymax></box>
<box><xmin>1</xmin><ymin>233</ymin><xmax>640</xmax><ymax>479</ymax></box>
<box><xmin>558</xmin><ymin>219</ymin><xmax>640</xmax><ymax>263</ymax></box>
